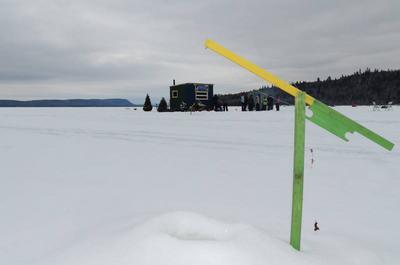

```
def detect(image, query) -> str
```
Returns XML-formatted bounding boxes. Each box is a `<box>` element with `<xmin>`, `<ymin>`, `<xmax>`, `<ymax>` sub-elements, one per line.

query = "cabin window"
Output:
<box><xmin>195</xmin><ymin>85</ymin><xmax>208</xmax><ymax>100</ymax></box>
<box><xmin>172</xmin><ymin>90</ymin><xmax>178</xmax><ymax>98</ymax></box>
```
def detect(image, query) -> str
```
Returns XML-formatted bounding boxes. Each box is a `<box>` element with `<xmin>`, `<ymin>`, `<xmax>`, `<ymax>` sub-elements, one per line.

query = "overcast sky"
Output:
<box><xmin>1</xmin><ymin>0</ymin><xmax>399</xmax><ymax>103</ymax></box>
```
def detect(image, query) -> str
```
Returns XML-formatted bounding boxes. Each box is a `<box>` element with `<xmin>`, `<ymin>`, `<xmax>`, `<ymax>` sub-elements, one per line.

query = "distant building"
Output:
<box><xmin>169</xmin><ymin>82</ymin><xmax>214</xmax><ymax>111</ymax></box>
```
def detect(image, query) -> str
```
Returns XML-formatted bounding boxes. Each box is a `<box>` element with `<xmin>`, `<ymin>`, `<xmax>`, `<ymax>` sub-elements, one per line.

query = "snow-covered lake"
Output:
<box><xmin>1</xmin><ymin>106</ymin><xmax>399</xmax><ymax>265</ymax></box>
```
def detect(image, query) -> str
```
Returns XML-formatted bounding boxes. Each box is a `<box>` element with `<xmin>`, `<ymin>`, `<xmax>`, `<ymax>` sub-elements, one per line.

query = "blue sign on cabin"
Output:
<box><xmin>196</xmin><ymin>85</ymin><xmax>208</xmax><ymax>91</ymax></box>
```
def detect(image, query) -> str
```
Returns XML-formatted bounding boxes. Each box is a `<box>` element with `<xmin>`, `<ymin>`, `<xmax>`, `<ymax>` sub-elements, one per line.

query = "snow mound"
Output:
<box><xmin>45</xmin><ymin>212</ymin><xmax>384</xmax><ymax>265</ymax></box>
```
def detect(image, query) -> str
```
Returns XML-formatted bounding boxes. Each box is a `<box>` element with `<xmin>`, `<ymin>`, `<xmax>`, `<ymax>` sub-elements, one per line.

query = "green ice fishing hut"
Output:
<box><xmin>169</xmin><ymin>80</ymin><xmax>214</xmax><ymax>111</ymax></box>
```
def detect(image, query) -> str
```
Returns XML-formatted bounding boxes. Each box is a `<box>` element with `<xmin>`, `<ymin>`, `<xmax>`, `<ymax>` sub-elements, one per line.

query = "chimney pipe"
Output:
<box><xmin>173</xmin><ymin>79</ymin><xmax>175</xmax><ymax>86</ymax></box>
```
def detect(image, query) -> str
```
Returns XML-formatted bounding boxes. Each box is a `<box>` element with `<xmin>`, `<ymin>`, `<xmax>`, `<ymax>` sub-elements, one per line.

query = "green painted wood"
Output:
<box><xmin>307</xmin><ymin>100</ymin><xmax>394</xmax><ymax>151</ymax></box>
<box><xmin>290</xmin><ymin>92</ymin><xmax>306</xmax><ymax>251</ymax></box>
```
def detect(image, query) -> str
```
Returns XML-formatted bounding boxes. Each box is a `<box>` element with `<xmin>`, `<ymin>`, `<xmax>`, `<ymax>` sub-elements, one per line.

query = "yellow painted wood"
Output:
<box><xmin>205</xmin><ymin>39</ymin><xmax>315</xmax><ymax>105</ymax></box>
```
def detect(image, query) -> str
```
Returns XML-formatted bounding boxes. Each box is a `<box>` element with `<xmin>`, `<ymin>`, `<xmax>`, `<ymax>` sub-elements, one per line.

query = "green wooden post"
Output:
<box><xmin>290</xmin><ymin>92</ymin><xmax>306</xmax><ymax>251</ymax></box>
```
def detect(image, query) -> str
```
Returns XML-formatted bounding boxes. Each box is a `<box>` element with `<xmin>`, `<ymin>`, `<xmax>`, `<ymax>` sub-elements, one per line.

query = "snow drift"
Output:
<box><xmin>39</xmin><ymin>212</ymin><xmax>385</xmax><ymax>265</ymax></box>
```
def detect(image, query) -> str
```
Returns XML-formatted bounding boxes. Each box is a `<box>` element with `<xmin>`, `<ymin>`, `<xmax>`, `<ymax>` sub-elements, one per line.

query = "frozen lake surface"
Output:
<box><xmin>0</xmin><ymin>106</ymin><xmax>399</xmax><ymax>265</ymax></box>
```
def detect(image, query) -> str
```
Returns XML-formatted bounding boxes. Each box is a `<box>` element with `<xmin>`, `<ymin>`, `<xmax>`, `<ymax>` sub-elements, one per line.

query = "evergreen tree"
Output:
<box><xmin>143</xmin><ymin>94</ymin><xmax>153</xmax><ymax>112</ymax></box>
<box><xmin>157</xmin><ymin>97</ymin><xmax>168</xmax><ymax>112</ymax></box>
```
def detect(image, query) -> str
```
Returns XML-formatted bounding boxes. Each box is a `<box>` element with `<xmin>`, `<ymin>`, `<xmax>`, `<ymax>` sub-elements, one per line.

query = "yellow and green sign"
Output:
<box><xmin>205</xmin><ymin>39</ymin><xmax>394</xmax><ymax>250</ymax></box>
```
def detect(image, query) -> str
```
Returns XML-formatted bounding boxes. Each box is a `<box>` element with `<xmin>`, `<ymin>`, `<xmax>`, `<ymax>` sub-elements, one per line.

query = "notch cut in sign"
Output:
<box><xmin>205</xmin><ymin>39</ymin><xmax>394</xmax><ymax>151</ymax></box>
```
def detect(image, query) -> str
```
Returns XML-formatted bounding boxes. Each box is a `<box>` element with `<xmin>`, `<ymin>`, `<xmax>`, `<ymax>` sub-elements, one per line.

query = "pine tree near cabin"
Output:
<box><xmin>143</xmin><ymin>94</ymin><xmax>153</xmax><ymax>112</ymax></box>
<box><xmin>157</xmin><ymin>97</ymin><xmax>168</xmax><ymax>112</ymax></box>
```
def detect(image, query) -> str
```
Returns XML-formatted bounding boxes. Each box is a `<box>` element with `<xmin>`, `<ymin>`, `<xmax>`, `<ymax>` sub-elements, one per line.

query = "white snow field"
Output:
<box><xmin>0</xmin><ymin>106</ymin><xmax>399</xmax><ymax>265</ymax></box>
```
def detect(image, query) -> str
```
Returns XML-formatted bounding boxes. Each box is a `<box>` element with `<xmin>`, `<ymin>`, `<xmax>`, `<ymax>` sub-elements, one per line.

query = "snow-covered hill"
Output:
<box><xmin>0</xmin><ymin>106</ymin><xmax>398</xmax><ymax>264</ymax></box>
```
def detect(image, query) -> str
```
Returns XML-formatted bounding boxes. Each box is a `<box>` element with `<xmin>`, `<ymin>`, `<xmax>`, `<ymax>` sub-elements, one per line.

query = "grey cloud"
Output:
<box><xmin>0</xmin><ymin>0</ymin><xmax>399</xmax><ymax>99</ymax></box>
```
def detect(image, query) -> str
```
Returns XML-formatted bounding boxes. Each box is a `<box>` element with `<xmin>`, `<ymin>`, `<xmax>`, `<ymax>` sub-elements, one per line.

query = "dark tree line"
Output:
<box><xmin>219</xmin><ymin>69</ymin><xmax>400</xmax><ymax>106</ymax></box>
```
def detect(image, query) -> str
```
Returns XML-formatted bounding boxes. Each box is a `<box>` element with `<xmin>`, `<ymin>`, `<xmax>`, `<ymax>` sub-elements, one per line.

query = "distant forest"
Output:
<box><xmin>219</xmin><ymin>69</ymin><xmax>400</xmax><ymax>106</ymax></box>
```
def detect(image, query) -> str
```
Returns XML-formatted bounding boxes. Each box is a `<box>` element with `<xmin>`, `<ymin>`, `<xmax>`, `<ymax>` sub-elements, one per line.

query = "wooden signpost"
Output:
<box><xmin>205</xmin><ymin>39</ymin><xmax>394</xmax><ymax>250</ymax></box>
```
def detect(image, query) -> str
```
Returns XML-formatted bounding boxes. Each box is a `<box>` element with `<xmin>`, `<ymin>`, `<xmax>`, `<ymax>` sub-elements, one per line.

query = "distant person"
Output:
<box><xmin>240</xmin><ymin>94</ymin><xmax>246</xmax><ymax>111</ymax></box>
<box><xmin>267</xmin><ymin>96</ymin><xmax>274</xmax><ymax>111</ymax></box>
<box><xmin>255</xmin><ymin>95</ymin><xmax>260</xmax><ymax>111</ymax></box>
<box><xmin>275</xmin><ymin>96</ymin><xmax>280</xmax><ymax>111</ymax></box>
<box><xmin>223</xmin><ymin>102</ymin><xmax>228</xmax><ymax>111</ymax></box>
<box><xmin>247</xmin><ymin>95</ymin><xmax>255</xmax><ymax>111</ymax></box>
<box><xmin>314</xmin><ymin>221</ymin><xmax>320</xmax><ymax>231</ymax></box>
<box><xmin>212</xmin><ymin>95</ymin><xmax>220</xmax><ymax>111</ymax></box>
<box><xmin>217</xmin><ymin>99</ymin><xmax>223</xmax><ymax>111</ymax></box>
<box><xmin>262</xmin><ymin>97</ymin><xmax>267</xmax><ymax>111</ymax></box>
